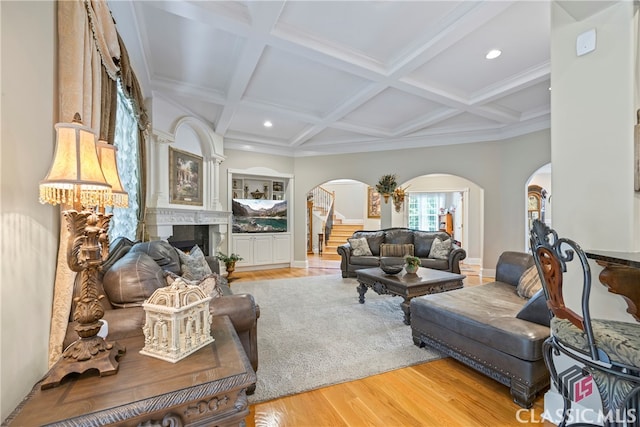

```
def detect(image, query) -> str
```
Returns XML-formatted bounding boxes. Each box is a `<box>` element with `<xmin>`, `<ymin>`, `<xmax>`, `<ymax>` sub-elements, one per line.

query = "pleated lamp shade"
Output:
<box><xmin>96</xmin><ymin>141</ymin><xmax>129</xmax><ymax>208</ymax></box>
<box><xmin>39</xmin><ymin>114</ymin><xmax>112</xmax><ymax>208</ymax></box>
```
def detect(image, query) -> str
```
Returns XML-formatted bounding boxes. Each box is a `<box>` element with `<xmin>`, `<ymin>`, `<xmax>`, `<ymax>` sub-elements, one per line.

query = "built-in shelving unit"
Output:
<box><xmin>231</xmin><ymin>177</ymin><xmax>286</xmax><ymax>201</ymax></box>
<box><xmin>227</xmin><ymin>169</ymin><xmax>294</xmax><ymax>271</ymax></box>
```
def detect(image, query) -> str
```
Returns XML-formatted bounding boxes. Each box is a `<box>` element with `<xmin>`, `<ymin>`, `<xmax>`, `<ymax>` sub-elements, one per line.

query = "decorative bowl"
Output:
<box><xmin>380</xmin><ymin>258</ymin><xmax>404</xmax><ymax>275</ymax></box>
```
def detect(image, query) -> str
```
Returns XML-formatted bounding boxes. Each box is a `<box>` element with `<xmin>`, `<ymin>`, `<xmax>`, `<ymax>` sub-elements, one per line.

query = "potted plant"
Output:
<box><xmin>376</xmin><ymin>174</ymin><xmax>398</xmax><ymax>203</ymax></box>
<box><xmin>216</xmin><ymin>252</ymin><xmax>244</xmax><ymax>278</ymax></box>
<box><xmin>404</xmin><ymin>255</ymin><xmax>421</xmax><ymax>274</ymax></box>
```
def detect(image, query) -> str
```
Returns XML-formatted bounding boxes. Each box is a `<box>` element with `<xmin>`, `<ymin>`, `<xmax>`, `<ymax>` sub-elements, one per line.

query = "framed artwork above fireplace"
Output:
<box><xmin>169</xmin><ymin>147</ymin><xmax>203</xmax><ymax>206</ymax></box>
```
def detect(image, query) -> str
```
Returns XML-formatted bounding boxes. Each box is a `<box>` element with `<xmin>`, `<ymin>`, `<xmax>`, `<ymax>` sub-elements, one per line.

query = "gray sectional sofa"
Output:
<box><xmin>337</xmin><ymin>227</ymin><xmax>467</xmax><ymax>278</ymax></box>
<box><xmin>410</xmin><ymin>251</ymin><xmax>550</xmax><ymax>408</ymax></box>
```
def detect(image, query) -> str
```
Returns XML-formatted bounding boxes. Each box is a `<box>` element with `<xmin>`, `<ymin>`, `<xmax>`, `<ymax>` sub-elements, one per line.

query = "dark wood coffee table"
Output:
<box><xmin>356</xmin><ymin>267</ymin><xmax>465</xmax><ymax>325</ymax></box>
<box><xmin>5</xmin><ymin>316</ymin><xmax>256</xmax><ymax>427</ymax></box>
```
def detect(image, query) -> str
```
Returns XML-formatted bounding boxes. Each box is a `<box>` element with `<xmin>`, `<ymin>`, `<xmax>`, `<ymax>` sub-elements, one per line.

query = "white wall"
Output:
<box><xmin>552</xmin><ymin>2</ymin><xmax>639</xmax><ymax>249</ymax></box>
<box><xmin>1</xmin><ymin>1</ymin><xmax>58</xmax><ymax>420</ymax></box>
<box><xmin>322</xmin><ymin>180</ymin><xmax>365</xmax><ymax>221</ymax></box>
<box><xmin>551</xmin><ymin>1</ymin><xmax>637</xmax><ymax>322</ymax></box>
<box><xmin>293</xmin><ymin>130</ymin><xmax>550</xmax><ymax>272</ymax></box>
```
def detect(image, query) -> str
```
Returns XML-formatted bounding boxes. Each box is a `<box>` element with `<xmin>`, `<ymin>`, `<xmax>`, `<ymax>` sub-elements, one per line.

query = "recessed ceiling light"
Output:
<box><xmin>485</xmin><ymin>49</ymin><xmax>502</xmax><ymax>60</ymax></box>
<box><xmin>263</xmin><ymin>120</ymin><xmax>273</xmax><ymax>128</ymax></box>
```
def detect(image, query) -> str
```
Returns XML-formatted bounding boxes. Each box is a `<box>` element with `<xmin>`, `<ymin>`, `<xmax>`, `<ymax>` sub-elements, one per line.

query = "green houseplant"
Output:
<box><xmin>216</xmin><ymin>252</ymin><xmax>244</xmax><ymax>278</ymax></box>
<box><xmin>376</xmin><ymin>174</ymin><xmax>398</xmax><ymax>203</ymax></box>
<box><xmin>404</xmin><ymin>255</ymin><xmax>421</xmax><ymax>274</ymax></box>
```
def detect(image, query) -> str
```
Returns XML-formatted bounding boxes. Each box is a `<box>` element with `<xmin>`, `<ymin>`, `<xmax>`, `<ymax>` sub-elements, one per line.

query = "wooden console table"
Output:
<box><xmin>4</xmin><ymin>316</ymin><xmax>256</xmax><ymax>426</ymax></box>
<box><xmin>585</xmin><ymin>250</ymin><xmax>640</xmax><ymax>322</ymax></box>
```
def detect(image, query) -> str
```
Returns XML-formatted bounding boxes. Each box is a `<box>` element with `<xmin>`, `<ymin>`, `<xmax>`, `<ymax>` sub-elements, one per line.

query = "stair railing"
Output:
<box><xmin>307</xmin><ymin>186</ymin><xmax>335</xmax><ymax>250</ymax></box>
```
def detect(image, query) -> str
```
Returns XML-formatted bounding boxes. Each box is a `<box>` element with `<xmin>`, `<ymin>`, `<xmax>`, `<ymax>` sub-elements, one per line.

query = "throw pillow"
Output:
<box><xmin>517</xmin><ymin>265</ymin><xmax>542</xmax><ymax>299</ymax></box>
<box><xmin>380</xmin><ymin>243</ymin><xmax>415</xmax><ymax>257</ymax></box>
<box><xmin>164</xmin><ymin>271</ymin><xmax>224</xmax><ymax>299</ymax></box>
<box><xmin>516</xmin><ymin>289</ymin><xmax>550</xmax><ymax>327</ymax></box>
<box><xmin>348</xmin><ymin>237</ymin><xmax>373</xmax><ymax>256</ymax></box>
<box><xmin>130</xmin><ymin>240</ymin><xmax>181</xmax><ymax>274</ymax></box>
<box><xmin>428</xmin><ymin>237</ymin><xmax>452</xmax><ymax>260</ymax></box>
<box><xmin>177</xmin><ymin>245</ymin><xmax>213</xmax><ymax>281</ymax></box>
<box><xmin>103</xmin><ymin>251</ymin><xmax>165</xmax><ymax>308</ymax></box>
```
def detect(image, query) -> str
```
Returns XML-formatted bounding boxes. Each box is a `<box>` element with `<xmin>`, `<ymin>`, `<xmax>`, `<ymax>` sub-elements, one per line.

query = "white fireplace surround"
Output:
<box><xmin>145</xmin><ymin>116</ymin><xmax>230</xmax><ymax>254</ymax></box>
<box><xmin>145</xmin><ymin>207</ymin><xmax>230</xmax><ymax>255</ymax></box>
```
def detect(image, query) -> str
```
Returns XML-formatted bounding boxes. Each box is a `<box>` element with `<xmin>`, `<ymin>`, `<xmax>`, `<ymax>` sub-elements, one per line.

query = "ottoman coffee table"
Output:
<box><xmin>356</xmin><ymin>266</ymin><xmax>465</xmax><ymax>325</ymax></box>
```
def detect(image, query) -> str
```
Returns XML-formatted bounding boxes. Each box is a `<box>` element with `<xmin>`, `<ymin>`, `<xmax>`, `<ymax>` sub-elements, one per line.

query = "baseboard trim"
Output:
<box><xmin>482</xmin><ymin>268</ymin><xmax>496</xmax><ymax>279</ymax></box>
<box><xmin>463</xmin><ymin>257</ymin><xmax>481</xmax><ymax>266</ymax></box>
<box><xmin>292</xmin><ymin>260</ymin><xmax>308</xmax><ymax>269</ymax></box>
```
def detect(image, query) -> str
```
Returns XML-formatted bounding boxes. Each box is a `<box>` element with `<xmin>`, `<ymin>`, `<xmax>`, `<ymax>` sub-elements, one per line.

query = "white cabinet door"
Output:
<box><xmin>232</xmin><ymin>235</ymin><xmax>254</xmax><ymax>265</ymax></box>
<box><xmin>272</xmin><ymin>234</ymin><xmax>291</xmax><ymax>263</ymax></box>
<box><xmin>253</xmin><ymin>235</ymin><xmax>273</xmax><ymax>265</ymax></box>
<box><xmin>231</xmin><ymin>233</ymin><xmax>291</xmax><ymax>267</ymax></box>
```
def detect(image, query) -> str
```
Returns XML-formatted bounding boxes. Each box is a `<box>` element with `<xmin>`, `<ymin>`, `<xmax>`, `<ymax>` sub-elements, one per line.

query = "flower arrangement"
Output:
<box><xmin>215</xmin><ymin>252</ymin><xmax>244</xmax><ymax>264</ymax></box>
<box><xmin>376</xmin><ymin>174</ymin><xmax>398</xmax><ymax>194</ymax></box>
<box><xmin>376</xmin><ymin>174</ymin><xmax>398</xmax><ymax>203</ymax></box>
<box><xmin>404</xmin><ymin>255</ymin><xmax>421</xmax><ymax>268</ymax></box>
<box><xmin>404</xmin><ymin>255</ymin><xmax>421</xmax><ymax>274</ymax></box>
<box><xmin>392</xmin><ymin>186</ymin><xmax>409</xmax><ymax>212</ymax></box>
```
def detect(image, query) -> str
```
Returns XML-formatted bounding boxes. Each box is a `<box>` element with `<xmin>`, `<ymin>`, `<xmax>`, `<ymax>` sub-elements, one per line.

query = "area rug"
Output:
<box><xmin>231</xmin><ymin>274</ymin><xmax>442</xmax><ymax>403</ymax></box>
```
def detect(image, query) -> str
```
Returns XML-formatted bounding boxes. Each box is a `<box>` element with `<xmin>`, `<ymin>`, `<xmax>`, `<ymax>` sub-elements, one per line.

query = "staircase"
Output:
<box><xmin>322</xmin><ymin>222</ymin><xmax>362</xmax><ymax>260</ymax></box>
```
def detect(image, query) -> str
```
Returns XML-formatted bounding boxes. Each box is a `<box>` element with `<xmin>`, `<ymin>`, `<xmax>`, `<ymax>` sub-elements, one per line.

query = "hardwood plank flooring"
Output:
<box><xmin>230</xmin><ymin>257</ymin><xmax>556</xmax><ymax>426</ymax></box>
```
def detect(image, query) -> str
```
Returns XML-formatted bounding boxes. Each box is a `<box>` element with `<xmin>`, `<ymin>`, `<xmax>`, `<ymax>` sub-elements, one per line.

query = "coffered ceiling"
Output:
<box><xmin>109</xmin><ymin>1</ymin><xmax>552</xmax><ymax>157</ymax></box>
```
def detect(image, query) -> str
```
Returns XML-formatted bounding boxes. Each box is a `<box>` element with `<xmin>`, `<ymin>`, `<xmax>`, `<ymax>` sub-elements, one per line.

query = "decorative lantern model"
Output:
<box><xmin>140</xmin><ymin>278</ymin><xmax>214</xmax><ymax>363</ymax></box>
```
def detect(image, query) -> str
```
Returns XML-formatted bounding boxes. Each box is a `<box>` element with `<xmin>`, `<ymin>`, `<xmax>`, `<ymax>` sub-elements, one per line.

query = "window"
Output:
<box><xmin>108</xmin><ymin>82</ymin><xmax>140</xmax><ymax>242</ymax></box>
<box><xmin>407</xmin><ymin>193</ymin><xmax>446</xmax><ymax>231</ymax></box>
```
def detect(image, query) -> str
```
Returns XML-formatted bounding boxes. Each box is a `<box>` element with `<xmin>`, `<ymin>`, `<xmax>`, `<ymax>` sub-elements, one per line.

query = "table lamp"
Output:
<box><xmin>39</xmin><ymin>113</ymin><xmax>126</xmax><ymax>389</ymax></box>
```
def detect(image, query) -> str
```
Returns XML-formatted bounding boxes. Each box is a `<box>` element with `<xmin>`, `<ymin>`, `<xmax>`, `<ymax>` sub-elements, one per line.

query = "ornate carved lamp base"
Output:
<box><xmin>41</xmin><ymin>336</ymin><xmax>125</xmax><ymax>390</ymax></box>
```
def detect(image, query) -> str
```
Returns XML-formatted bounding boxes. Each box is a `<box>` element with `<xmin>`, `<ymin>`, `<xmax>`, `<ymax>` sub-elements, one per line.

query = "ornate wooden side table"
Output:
<box><xmin>4</xmin><ymin>315</ymin><xmax>256</xmax><ymax>426</ymax></box>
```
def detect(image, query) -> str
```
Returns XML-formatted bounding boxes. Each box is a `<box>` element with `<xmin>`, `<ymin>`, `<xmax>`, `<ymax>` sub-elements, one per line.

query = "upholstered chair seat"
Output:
<box><xmin>552</xmin><ymin>317</ymin><xmax>640</xmax><ymax>368</ymax></box>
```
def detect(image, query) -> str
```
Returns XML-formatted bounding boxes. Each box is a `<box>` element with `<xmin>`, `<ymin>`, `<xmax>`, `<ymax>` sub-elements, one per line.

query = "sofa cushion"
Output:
<box><xmin>129</xmin><ymin>240</ymin><xmax>181</xmax><ymax>274</ymax></box>
<box><xmin>352</xmin><ymin>231</ymin><xmax>384</xmax><ymax>255</ymax></box>
<box><xmin>103</xmin><ymin>251</ymin><xmax>166</xmax><ymax>308</ymax></box>
<box><xmin>411</xmin><ymin>281</ymin><xmax>549</xmax><ymax>361</ymax></box>
<box><xmin>165</xmin><ymin>270</ymin><xmax>225</xmax><ymax>299</ymax></box>
<box><xmin>384</xmin><ymin>228</ymin><xmax>414</xmax><ymax>245</ymax></box>
<box><xmin>516</xmin><ymin>289</ymin><xmax>550</xmax><ymax>327</ymax></box>
<box><xmin>349</xmin><ymin>256</ymin><xmax>380</xmax><ymax>267</ymax></box>
<box><xmin>495</xmin><ymin>251</ymin><xmax>534</xmax><ymax>287</ymax></box>
<box><xmin>380</xmin><ymin>243</ymin><xmax>414</xmax><ymax>257</ymax></box>
<box><xmin>178</xmin><ymin>245</ymin><xmax>213</xmax><ymax>280</ymax></box>
<box><xmin>517</xmin><ymin>265</ymin><xmax>542</xmax><ymax>299</ymax></box>
<box><xmin>348</xmin><ymin>237</ymin><xmax>373</xmax><ymax>256</ymax></box>
<box><xmin>420</xmin><ymin>258</ymin><xmax>449</xmax><ymax>270</ymax></box>
<box><xmin>428</xmin><ymin>237</ymin><xmax>452</xmax><ymax>260</ymax></box>
<box><xmin>413</xmin><ymin>231</ymin><xmax>437</xmax><ymax>258</ymax></box>
<box><xmin>102</xmin><ymin>237</ymin><xmax>136</xmax><ymax>274</ymax></box>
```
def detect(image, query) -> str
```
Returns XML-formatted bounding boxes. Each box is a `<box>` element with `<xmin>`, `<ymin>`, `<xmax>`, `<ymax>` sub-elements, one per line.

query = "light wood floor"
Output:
<box><xmin>229</xmin><ymin>256</ymin><xmax>555</xmax><ymax>427</ymax></box>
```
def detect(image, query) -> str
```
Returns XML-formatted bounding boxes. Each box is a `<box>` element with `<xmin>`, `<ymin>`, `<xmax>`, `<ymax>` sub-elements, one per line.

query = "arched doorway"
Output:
<box><xmin>525</xmin><ymin>163</ymin><xmax>551</xmax><ymax>251</ymax></box>
<box><xmin>306</xmin><ymin>174</ymin><xmax>484</xmax><ymax>270</ymax></box>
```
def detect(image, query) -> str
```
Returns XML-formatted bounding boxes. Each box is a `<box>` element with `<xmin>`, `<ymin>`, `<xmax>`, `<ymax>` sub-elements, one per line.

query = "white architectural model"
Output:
<box><xmin>140</xmin><ymin>278</ymin><xmax>213</xmax><ymax>363</ymax></box>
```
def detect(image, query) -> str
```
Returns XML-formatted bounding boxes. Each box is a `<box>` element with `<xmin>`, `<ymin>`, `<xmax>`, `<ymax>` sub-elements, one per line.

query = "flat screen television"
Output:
<box><xmin>232</xmin><ymin>199</ymin><xmax>287</xmax><ymax>233</ymax></box>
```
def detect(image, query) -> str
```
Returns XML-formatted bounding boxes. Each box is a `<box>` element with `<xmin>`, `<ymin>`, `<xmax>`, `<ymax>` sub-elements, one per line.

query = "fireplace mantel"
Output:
<box><xmin>146</xmin><ymin>207</ymin><xmax>230</xmax><ymax>227</ymax></box>
<box><xmin>145</xmin><ymin>208</ymin><xmax>230</xmax><ymax>249</ymax></box>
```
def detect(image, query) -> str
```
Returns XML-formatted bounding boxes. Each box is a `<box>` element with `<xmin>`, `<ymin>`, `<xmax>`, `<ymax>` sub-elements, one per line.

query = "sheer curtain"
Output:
<box><xmin>407</xmin><ymin>193</ymin><xmax>446</xmax><ymax>230</ymax></box>
<box><xmin>108</xmin><ymin>83</ymin><xmax>140</xmax><ymax>241</ymax></box>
